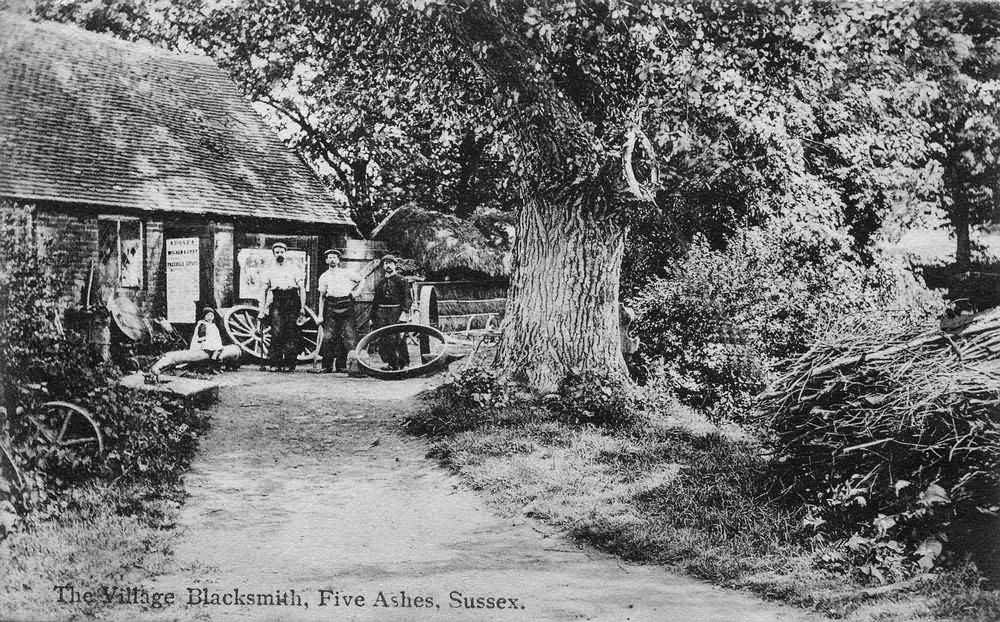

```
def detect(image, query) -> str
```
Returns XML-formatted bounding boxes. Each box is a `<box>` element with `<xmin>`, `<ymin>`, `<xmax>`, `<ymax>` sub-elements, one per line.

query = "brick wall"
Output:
<box><xmin>33</xmin><ymin>204</ymin><xmax>100</xmax><ymax>307</ymax></box>
<box><xmin>4</xmin><ymin>200</ymin><xmax>356</xmax><ymax>320</ymax></box>
<box><xmin>12</xmin><ymin>202</ymin><xmax>165</xmax><ymax>316</ymax></box>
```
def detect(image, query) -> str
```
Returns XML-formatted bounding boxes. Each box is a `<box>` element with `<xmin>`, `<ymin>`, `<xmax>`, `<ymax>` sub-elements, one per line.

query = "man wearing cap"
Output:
<box><xmin>370</xmin><ymin>254</ymin><xmax>412</xmax><ymax>371</ymax></box>
<box><xmin>317</xmin><ymin>248</ymin><xmax>361</xmax><ymax>373</ymax></box>
<box><xmin>258</xmin><ymin>242</ymin><xmax>306</xmax><ymax>371</ymax></box>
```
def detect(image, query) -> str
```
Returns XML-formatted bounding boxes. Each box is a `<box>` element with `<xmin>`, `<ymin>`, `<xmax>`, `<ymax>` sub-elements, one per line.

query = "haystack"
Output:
<box><xmin>759</xmin><ymin>309</ymin><xmax>1000</xmax><ymax>562</ymax></box>
<box><xmin>370</xmin><ymin>205</ymin><xmax>512</xmax><ymax>279</ymax></box>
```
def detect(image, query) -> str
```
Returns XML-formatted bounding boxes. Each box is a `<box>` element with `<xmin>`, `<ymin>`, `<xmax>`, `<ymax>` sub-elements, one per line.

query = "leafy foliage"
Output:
<box><xmin>405</xmin><ymin>367</ymin><xmax>517</xmax><ymax>437</ymax></box>
<box><xmin>0</xmin><ymin>208</ymin><xmax>207</xmax><ymax>536</ymax></box>
<box><xmin>909</xmin><ymin>3</ymin><xmax>1000</xmax><ymax>264</ymax></box>
<box><xmin>544</xmin><ymin>370</ymin><xmax>646</xmax><ymax>430</ymax></box>
<box><xmin>35</xmin><ymin>1</ymin><xmax>1000</xmax><ymax>389</ymax></box>
<box><xmin>408</xmin><ymin>365</ymin><xmax>644</xmax><ymax>436</ymax></box>
<box><xmin>35</xmin><ymin>0</ymin><xmax>520</xmax><ymax>234</ymax></box>
<box><xmin>629</xmin><ymin>223</ymin><xmax>944</xmax><ymax>418</ymax></box>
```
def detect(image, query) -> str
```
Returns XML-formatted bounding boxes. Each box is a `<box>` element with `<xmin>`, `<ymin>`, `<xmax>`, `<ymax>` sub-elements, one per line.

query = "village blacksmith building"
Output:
<box><xmin>0</xmin><ymin>15</ymin><xmax>358</xmax><ymax>332</ymax></box>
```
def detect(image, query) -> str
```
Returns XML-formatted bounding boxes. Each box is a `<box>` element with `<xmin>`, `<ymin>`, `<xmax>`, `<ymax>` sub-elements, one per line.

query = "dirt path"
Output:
<box><xmin>128</xmin><ymin>370</ymin><xmax>817</xmax><ymax>622</ymax></box>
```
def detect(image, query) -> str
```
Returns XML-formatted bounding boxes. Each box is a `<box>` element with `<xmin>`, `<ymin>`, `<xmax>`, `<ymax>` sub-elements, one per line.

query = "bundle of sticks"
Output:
<box><xmin>759</xmin><ymin>309</ymin><xmax>1000</xmax><ymax>510</ymax></box>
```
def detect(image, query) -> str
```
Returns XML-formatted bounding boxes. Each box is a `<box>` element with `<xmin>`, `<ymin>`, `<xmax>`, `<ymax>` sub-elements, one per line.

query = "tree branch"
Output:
<box><xmin>258</xmin><ymin>95</ymin><xmax>355</xmax><ymax>199</ymax></box>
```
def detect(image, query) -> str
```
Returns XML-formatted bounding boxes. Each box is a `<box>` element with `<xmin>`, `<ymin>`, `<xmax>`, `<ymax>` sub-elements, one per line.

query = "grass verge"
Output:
<box><xmin>415</xmin><ymin>398</ymin><xmax>1000</xmax><ymax>622</ymax></box>
<box><xmin>0</xmin><ymin>481</ymin><xmax>183</xmax><ymax>620</ymax></box>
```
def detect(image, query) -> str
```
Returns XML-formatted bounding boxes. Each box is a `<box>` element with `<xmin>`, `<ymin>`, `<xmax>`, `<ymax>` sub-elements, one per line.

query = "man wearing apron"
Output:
<box><xmin>258</xmin><ymin>242</ymin><xmax>305</xmax><ymax>372</ymax></box>
<box><xmin>369</xmin><ymin>255</ymin><xmax>412</xmax><ymax>371</ymax></box>
<box><xmin>317</xmin><ymin>248</ymin><xmax>361</xmax><ymax>373</ymax></box>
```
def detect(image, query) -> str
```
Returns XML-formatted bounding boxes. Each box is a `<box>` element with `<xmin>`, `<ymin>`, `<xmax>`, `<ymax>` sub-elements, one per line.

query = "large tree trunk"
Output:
<box><xmin>497</xmin><ymin>199</ymin><xmax>628</xmax><ymax>392</ymax></box>
<box><xmin>443</xmin><ymin>3</ymin><xmax>644</xmax><ymax>392</ymax></box>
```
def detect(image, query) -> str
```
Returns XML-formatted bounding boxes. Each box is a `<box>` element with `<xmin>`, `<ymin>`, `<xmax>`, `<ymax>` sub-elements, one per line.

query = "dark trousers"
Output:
<box><xmin>320</xmin><ymin>296</ymin><xmax>357</xmax><ymax>371</ymax></box>
<box><xmin>372</xmin><ymin>307</ymin><xmax>409</xmax><ymax>369</ymax></box>
<box><xmin>268</xmin><ymin>290</ymin><xmax>301</xmax><ymax>369</ymax></box>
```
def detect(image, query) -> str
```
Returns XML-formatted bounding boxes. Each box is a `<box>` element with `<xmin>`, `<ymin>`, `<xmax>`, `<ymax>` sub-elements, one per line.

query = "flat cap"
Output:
<box><xmin>271</xmin><ymin>242</ymin><xmax>288</xmax><ymax>251</ymax></box>
<box><xmin>380</xmin><ymin>254</ymin><xmax>397</xmax><ymax>265</ymax></box>
<box><xmin>322</xmin><ymin>248</ymin><xmax>342</xmax><ymax>258</ymax></box>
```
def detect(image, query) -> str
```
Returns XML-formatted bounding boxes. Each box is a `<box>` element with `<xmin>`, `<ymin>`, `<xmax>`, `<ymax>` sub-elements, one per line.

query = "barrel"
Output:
<box><xmin>339</xmin><ymin>240</ymin><xmax>389</xmax><ymax>333</ymax></box>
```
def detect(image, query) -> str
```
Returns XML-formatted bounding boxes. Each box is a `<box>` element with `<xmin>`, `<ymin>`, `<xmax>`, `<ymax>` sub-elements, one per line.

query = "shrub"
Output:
<box><xmin>629</xmin><ymin>223</ymin><xmax>943</xmax><ymax>419</ymax></box>
<box><xmin>405</xmin><ymin>366</ymin><xmax>516</xmax><ymax>436</ymax></box>
<box><xmin>408</xmin><ymin>366</ymin><xmax>646</xmax><ymax>436</ymax></box>
<box><xmin>0</xmin><ymin>209</ymin><xmax>208</xmax><ymax>535</ymax></box>
<box><xmin>544</xmin><ymin>370</ymin><xmax>647</xmax><ymax>430</ymax></box>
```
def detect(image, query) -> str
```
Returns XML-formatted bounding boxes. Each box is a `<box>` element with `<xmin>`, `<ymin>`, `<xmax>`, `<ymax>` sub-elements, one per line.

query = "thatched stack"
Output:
<box><xmin>370</xmin><ymin>205</ymin><xmax>512</xmax><ymax>279</ymax></box>
<box><xmin>759</xmin><ymin>309</ymin><xmax>1000</xmax><ymax>529</ymax></box>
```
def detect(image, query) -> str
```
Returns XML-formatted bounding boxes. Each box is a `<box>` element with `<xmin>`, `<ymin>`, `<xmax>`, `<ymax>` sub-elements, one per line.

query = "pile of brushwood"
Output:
<box><xmin>760</xmin><ymin>310</ymin><xmax>1000</xmax><ymax>583</ymax></box>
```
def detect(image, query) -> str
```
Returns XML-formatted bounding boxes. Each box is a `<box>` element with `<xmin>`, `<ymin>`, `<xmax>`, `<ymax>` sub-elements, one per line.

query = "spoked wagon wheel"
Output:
<box><xmin>222</xmin><ymin>304</ymin><xmax>322</xmax><ymax>363</ymax></box>
<box><xmin>28</xmin><ymin>401</ymin><xmax>104</xmax><ymax>461</ymax></box>
<box><xmin>296</xmin><ymin>307</ymin><xmax>322</xmax><ymax>362</ymax></box>
<box><xmin>223</xmin><ymin>305</ymin><xmax>269</xmax><ymax>361</ymax></box>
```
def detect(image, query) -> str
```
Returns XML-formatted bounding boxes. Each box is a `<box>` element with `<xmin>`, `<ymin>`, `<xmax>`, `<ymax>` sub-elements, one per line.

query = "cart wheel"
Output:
<box><xmin>31</xmin><ymin>401</ymin><xmax>104</xmax><ymax>459</ymax></box>
<box><xmin>354</xmin><ymin>323</ymin><xmax>449</xmax><ymax>380</ymax></box>
<box><xmin>0</xmin><ymin>441</ymin><xmax>24</xmax><ymax>490</ymax></box>
<box><xmin>223</xmin><ymin>305</ymin><xmax>270</xmax><ymax>361</ymax></box>
<box><xmin>297</xmin><ymin>307</ymin><xmax>322</xmax><ymax>363</ymax></box>
<box><xmin>223</xmin><ymin>305</ymin><xmax>322</xmax><ymax>363</ymax></box>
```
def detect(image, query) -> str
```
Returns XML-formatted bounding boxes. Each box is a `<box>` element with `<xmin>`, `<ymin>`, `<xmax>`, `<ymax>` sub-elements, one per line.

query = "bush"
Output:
<box><xmin>629</xmin><ymin>223</ymin><xmax>943</xmax><ymax>419</ymax></box>
<box><xmin>405</xmin><ymin>367</ymin><xmax>516</xmax><ymax>436</ymax></box>
<box><xmin>544</xmin><ymin>370</ymin><xmax>647</xmax><ymax>430</ymax></box>
<box><xmin>407</xmin><ymin>366</ymin><xmax>646</xmax><ymax>436</ymax></box>
<box><xmin>0</xmin><ymin>210</ymin><xmax>208</xmax><ymax>536</ymax></box>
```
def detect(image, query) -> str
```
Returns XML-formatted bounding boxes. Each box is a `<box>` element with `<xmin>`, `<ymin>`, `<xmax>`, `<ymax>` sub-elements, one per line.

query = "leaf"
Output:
<box><xmin>916</xmin><ymin>537</ymin><xmax>943</xmax><ymax>570</ymax></box>
<box><xmin>845</xmin><ymin>533</ymin><xmax>869</xmax><ymax>550</ymax></box>
<box><xmin>919</xmin><ymin>484</ymin><xmax>950</xmax><ymax>507</ymax></box>
<box><xmin>873</xmin><ymin>514</ymin><xmax>896</xmax><ymax>536</ymax></box>
<box><xmin>915</xmin><ymin>538</ymin><xmax>943</xmax><ymax>557</ymax></box>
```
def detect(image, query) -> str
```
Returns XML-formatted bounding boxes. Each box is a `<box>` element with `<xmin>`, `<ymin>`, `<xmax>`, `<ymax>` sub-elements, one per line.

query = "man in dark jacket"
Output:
<box><xmin>370</xmin><ymin>255</ymin><xmax>412</xmax><ymax>370</ymax></box>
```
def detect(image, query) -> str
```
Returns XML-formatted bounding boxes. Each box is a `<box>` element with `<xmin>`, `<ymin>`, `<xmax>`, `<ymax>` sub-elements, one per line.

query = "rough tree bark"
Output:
<box><xmin>500</xmin><ymin>200</ymin><xmax>629</xmax><ymax>391</ymax></box>
<box><xmin>444</xmin><ymin>4</ymin><xmax>639</xmax><ymax>392</ymax></box>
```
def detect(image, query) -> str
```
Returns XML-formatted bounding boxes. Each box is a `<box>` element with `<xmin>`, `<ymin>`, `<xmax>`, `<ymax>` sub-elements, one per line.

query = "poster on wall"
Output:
<box><xmin>237</xmin><ymin>247</ymin><xmax>310</xmax><ymax>301</ymax></box>
<box><xmin>165</xmin><ymin>237</ymin><xmax>200</xmax><ymax>323</ymax></box>
<box><xmin>117</xmin><ymin>219</ymin><xmax>143</xmax><ymax>288</ymax></box>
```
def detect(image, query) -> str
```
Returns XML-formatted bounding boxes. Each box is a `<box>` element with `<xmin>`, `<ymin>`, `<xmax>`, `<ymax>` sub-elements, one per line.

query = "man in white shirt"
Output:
<box><xmin>258</xmin><ymin>242</ymin><xmax>306</xmax><ymax>372</ymax></box>
<box><xmin>317</xmin><ymin>248</ymin><xmax>361</xmax><ymax>372</ymax></box>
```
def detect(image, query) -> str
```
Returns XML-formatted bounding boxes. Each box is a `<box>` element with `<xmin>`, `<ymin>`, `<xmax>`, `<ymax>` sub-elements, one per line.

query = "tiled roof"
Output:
<box><xmin>0</xmin><ymin>14</ymin><xmax>355</xmax><ymax>227</ymax></box>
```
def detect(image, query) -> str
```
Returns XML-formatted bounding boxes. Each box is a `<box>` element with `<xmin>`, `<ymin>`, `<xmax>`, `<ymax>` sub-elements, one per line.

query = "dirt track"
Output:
<box><xmin>125</xmin><ymin>369</ymin><xmax>817</xmax><ymax>622</ymax></box>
